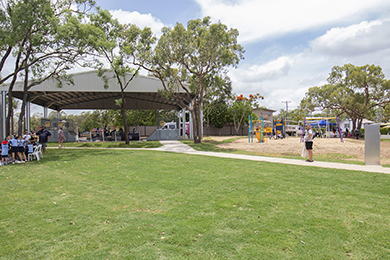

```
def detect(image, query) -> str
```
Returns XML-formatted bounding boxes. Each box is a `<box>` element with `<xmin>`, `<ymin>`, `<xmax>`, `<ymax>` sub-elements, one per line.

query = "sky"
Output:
<box><xmin>92</xmin><ymin>0</ymin><xmax>390</xmax><ymax>113</ymax></box>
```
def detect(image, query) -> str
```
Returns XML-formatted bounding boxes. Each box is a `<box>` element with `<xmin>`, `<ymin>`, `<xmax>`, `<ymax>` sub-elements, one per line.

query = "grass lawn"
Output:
<box><xmin>1</xmin><ymin>149</ymin><xmax>390</xmax><ymax>259</ymax></box>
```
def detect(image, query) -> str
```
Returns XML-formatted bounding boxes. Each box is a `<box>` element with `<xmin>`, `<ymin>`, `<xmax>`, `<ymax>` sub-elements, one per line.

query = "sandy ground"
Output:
<box><xmin>207</xmin><ymin>136</ymin><xmax>390</xmax><ymax>165</ymax></box>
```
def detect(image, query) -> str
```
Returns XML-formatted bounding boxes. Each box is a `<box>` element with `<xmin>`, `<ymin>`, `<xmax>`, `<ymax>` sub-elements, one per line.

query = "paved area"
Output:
<box><xmin>154</xmin><ymin>140</ymin><xmax>390</xmax><ymax>174</ymax></box>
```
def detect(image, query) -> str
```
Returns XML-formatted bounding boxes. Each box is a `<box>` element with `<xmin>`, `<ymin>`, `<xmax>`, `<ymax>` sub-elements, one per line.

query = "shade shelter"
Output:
<box><xmin>300</xmin><ymin>117</ymin><xmax>343</xmax><ymax>143</ymax></box>
<box><xmin>0</xmin><ymin>70</ymin><xmax>192</xmax><ymax>140</ymax></box>
<box><xmin>310</xmin><ymin>119</ymin><xmax>335</xmax><ymax>127</ymax></box>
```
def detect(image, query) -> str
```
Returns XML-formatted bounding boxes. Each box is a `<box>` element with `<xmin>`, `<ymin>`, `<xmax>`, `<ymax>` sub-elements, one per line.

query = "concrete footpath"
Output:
<box><xmin>153</xmin><ymin>140</ymin><xmax>390</xmax><ymax>174</ymax></box>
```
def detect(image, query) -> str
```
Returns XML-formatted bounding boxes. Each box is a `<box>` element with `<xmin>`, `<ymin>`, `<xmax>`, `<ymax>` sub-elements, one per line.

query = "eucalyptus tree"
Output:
<box><xmin>131</xmin><ymin>16</ymin><xmax>244</xmax><ymax>143</ymax></box>
<box><xmin>88</xmin><ymin>8</ymin><xmax>154</xmax><ymax>144</ymax></box>
<box><xmin>301</xmin><ymin>64</ymin><xmax>390</xmax><ymax>132</ymax></box>
<box><xmin>1</xmin><ymin>0</ymin><xmax>96</xmax><ymax>136</ymax></box>
<box><xmin>202</xmin><ymin>75</ymin><xmax>232</xmax><ymax>128</ymax></box>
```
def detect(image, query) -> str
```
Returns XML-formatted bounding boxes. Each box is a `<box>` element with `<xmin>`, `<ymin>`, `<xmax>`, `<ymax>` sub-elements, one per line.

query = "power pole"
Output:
<box><xmin>281</xmin><ymin>101</ymin><xmax>291</xmax><ymax>137</ymax></box>
<box><xmin>281</xmin><ymin>101</ymin><xmax>291</xmax><ymax>124</ymax></box>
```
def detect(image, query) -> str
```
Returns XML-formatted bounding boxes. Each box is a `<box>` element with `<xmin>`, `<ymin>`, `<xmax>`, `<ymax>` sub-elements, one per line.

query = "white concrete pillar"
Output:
<box><xmin>182</xmin><ymin>108</ymin><xmax>186</xmax><ymax>139</ymax></box>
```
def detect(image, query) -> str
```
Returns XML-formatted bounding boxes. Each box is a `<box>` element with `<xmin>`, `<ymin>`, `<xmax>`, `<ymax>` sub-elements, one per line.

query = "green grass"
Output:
<box><xmin>46</xmin><ymin>141</ymin><xmax>162</xmax><ymax>149</ymax></box>
<box><xmin>1</xmin><ymin>149</ymin><xmax>390</xmax><ymax>259</ymax></box>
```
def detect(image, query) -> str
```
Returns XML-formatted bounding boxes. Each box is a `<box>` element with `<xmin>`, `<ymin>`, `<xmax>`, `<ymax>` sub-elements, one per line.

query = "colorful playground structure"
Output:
<box><xmin>248</xmin><ymin>115</ymin><xmax>277</xmax><ymax>143</ymax></box>
<box><xmin>248</xmin><ymin>116</ymin><xmax>345</xmax><ymax>143</ymax></box>
<box><xmin>248</xmin><ymin>115</ymin><xmax>265</xmax><ymax>143</ymax></box>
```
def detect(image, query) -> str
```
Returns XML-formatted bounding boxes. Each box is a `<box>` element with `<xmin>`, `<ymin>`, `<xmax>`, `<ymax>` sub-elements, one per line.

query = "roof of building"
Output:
<box><xmin>253</xmin><ymin>108</ymin><xmax>277</xmax><ymax>113</ymax></box>
<box><xmin>1</xmin><ymin>70</ymin><xmax>190</xmax><ymax>111</ymax></box>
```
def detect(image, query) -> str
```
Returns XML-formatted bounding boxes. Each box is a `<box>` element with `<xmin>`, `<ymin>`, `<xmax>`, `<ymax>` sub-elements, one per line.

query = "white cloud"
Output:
<box><xmin>109</xmin><ymin>9</ymin><xmax>165</xmax><ymax>37</ymax></box>
<box><xmin>231</xmin><ymin>56</ymin><xmax>294</xmax><ymax>83</ymax></box>
<box><xmin>194</xmin><ymin>0</ymin><xmax>390</xmax><ymax>43</ymax></box>
<box><xmin>226</xmin><ymin>12</ymin><xmax>390</xmax><ymax>112</ymax></box>
<box><xmin>311</xmin><ymin>18</ymin><xmax>390</xmax><ymax>56</ymax></box>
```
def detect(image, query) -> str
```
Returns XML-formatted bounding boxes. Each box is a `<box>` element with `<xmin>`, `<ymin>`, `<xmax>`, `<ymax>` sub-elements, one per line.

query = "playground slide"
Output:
<box><xmin>256</xmin><ymin>131</ymin><xmax>265</xmax><ymax>142</ymax></box>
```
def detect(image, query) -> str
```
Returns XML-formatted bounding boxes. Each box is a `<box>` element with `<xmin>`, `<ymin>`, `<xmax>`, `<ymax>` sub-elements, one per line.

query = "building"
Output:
<box><xmin>253</xmin><ymin>108</ymin><xmax>276</xmax><ymax>123</ymax></box>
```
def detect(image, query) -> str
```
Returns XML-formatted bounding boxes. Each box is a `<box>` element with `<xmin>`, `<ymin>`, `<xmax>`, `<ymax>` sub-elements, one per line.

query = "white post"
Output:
<box><xmin>44</xmin><ymin>107</ymin><xmax>48</xmax><ymax>118</ymax></box>
<box><xmin>182</xmin><ymin>108</ymin><xmax>186</xmax><ymax>139</ymax></box>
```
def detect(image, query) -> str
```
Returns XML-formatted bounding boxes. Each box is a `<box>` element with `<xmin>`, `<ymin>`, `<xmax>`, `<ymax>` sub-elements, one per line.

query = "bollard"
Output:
<box><xmin>365</xmin><ymin>125</ymin><xmax>380</xmax><ymax>165</ymax></box>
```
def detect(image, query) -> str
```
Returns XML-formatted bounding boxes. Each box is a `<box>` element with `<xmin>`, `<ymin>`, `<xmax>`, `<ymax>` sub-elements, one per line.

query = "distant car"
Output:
<box><xmin>160</xmin><ymin>122</ymin><xmax>189</xmax><ymax>135</ymax></box>
<box><xmin>286</xmin><ymin>125</ymin><xmax>299</xmax><ymax>136</ymax></box>
<box><xmin>329</xmin><ymin>132</ymin><xmax>340</xmax><ymax>138</ymax></box>
<box><xmin>160</xmin><ymin>122</ymin><xmax>177</xmax><ymax>130</ymax></box>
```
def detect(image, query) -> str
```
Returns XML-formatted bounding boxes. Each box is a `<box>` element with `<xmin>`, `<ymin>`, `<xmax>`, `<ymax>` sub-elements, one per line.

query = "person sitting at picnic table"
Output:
<box><xmin>36</xmin><ymin>126</ymin><xmax>51</xmax><ymax>155</ymax></box>
<box><xmin>22</xmin><ymin>130</ymin><xmax>31</xmax><ymax>143</ymax></box>
<box><xmin>26</xmin><ymin>137</ymin><xmax>38</xmax><ymax>159</ymax></box>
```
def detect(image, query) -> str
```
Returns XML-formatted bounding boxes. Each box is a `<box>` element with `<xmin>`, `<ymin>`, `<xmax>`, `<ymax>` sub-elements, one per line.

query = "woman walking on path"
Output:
<box><xmin>58</xmin><ymin>127</ymin><xmax>66</xmax><ymax>148</ymax></box>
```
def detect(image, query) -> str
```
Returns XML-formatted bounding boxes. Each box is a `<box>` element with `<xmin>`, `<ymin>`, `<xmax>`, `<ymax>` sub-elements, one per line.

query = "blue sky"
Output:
<box><xmin>21</xmin><ymin>0</ymin><xmax>390</xmax><ymax>115</ymax></box>
<box><xmin>92</xmin><ymin>0</ymin><xmax>390</xmax><ymax>113</ymax></box>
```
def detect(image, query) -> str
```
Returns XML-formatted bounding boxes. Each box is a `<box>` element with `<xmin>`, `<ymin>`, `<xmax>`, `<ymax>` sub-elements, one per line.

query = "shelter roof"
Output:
<box><xmin>1</xmin><ymin>70</ymin><xmax>190</xmax><ymax>111</ymax></box>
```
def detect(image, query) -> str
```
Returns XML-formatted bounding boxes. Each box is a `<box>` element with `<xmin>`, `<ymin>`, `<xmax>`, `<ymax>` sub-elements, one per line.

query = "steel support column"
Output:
<box><xmin>26</xmin><ymin>101</ymin><xmax>31</xmax><ymax>133</ymax></box>
<box><xmin>1</xmin><ymin>91</ymin><xmax>6</xmax><ymax>140</ymax></box>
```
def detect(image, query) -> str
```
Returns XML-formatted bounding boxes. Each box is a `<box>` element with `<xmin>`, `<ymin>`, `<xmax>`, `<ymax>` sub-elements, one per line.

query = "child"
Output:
<box><xmin>9</xmin><ymin>135</ymin><xmax>19</xmax><ymax>164</ymax></box>
<box><xmin>1</xmin><ymin>138</ymin><xmax>9</xmax><ymax>166</ymax></box>
<box><xmin>17</xmin><ymin>135</ymin><xmax>27</xmax><ymax>162</ymax></box>
<box><xmin>26</xmin><ymin>138</ymin><xmax>37</xmax><ymax>160</ymax></box>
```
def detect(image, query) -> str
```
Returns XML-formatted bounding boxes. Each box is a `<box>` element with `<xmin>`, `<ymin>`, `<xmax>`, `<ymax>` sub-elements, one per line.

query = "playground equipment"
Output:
<box><xmin>300</xmin><ymin>117</ymin><xmax>344</xmax><ymax>143</ymax></box>
<box><xmin>248</xmin><ymin>115</ymin><xmax>265</xmax><ymax>143</ymax></box>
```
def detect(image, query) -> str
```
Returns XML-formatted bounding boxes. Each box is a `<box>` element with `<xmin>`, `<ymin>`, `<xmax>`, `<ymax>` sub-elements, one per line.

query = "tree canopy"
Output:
<box><xmin>132</xmin><ymin>16</ymin><xmax>244</xmax><ymax>143</ymax></box>
<box><xmin>300</xmin><ymin>64</ymin><xmax>390</xmax><ymax>131</ymax></box>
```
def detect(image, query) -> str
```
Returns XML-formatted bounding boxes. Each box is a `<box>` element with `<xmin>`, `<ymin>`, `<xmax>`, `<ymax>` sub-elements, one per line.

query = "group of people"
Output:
<box><xmin>0</xmin><ymin>125</ymin><xmax>53</xmax><ymax>166</ymax></box>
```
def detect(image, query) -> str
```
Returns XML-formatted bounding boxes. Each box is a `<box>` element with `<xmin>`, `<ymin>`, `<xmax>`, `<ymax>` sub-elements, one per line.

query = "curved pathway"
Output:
<box><xmin>153</xmin><ymin>140</ymin><xmax>390</xmax><ymax>174</ymax></box>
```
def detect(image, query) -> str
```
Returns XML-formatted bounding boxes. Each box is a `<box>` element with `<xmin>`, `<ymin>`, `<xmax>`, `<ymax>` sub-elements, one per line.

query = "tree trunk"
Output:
<box><xmin>351</xmin><ymin>118</ymin><xmax>356</xmax><ymax>136</ymax></box>
<box><xmin>18</xmin><ymin>67</ymin><xmax>29</xmax><ymax>136</ymax></box>
<box><xmin>6</xmin><ymin>75</ymin><xmax>18</xmax><ymax>136</ymax></box>
<box><xmin>234</xmin><ymin>114</ymin><xmax>245</xmax><ymax>135</ymax></box>
<box><xmin>121</xmin><ymin>95</ymin><xmax>130</xmax><ymax>145</ymax></box>
<box><xmin>190</xmin><ymin>101</ymin><xmax>202</xmax><ymax>143</ymax></box>
<box><xmin>195</xmin><ymin>103</ymin><xmax>202</xmax><ymax>143</ymax></box>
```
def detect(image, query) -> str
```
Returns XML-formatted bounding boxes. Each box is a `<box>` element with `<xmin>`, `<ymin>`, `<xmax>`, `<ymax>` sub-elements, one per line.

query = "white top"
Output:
<box><xmin>304</xmin><ymin>129</ymin><xmax>313</xmax><ymax>142</ymax></box>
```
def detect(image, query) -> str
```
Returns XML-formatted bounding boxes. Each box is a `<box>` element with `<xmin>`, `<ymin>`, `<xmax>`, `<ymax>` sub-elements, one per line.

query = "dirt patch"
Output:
<box><xmin>209</xmin><ymin>136</ymin><xmax>390</xmax><ymax>165</ymax></box>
